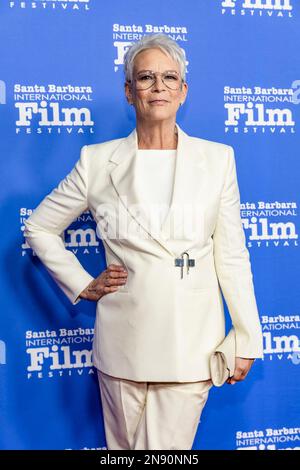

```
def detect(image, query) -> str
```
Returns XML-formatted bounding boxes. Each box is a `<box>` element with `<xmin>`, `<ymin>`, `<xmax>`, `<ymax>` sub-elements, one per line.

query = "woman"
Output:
<box><xmin>24</xmin><ymin>33</ymin><xmax>264</xmax><ymax>450</ymax></box>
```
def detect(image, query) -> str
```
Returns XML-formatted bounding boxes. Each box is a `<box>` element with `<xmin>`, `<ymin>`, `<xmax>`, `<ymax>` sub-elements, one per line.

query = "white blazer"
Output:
<box><xmin>24</xmin><ymin>123</ymin><xmax>264</xmax><ymax>382</ymax></box>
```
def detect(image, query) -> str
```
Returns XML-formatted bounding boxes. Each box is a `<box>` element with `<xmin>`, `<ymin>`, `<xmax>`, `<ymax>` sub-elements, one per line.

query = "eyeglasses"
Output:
<box><xmin>129</xmin><ymin>70</ymin><xmax>184</xmax><ymax>90</ymax></box>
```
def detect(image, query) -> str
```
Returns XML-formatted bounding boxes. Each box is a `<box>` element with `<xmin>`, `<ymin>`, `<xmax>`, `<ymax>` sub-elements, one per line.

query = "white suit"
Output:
<box><xmin>24</xmin><ymin>123</ymin><xmax>264</xmax><ymax>383</ymax></box>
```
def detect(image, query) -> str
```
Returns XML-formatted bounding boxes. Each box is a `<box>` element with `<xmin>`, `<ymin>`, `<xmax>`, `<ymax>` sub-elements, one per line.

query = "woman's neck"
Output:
<box><xmin>136</xmin><ymin>121</ymin><xmax>178</xmax><ymax>150</ymax></box>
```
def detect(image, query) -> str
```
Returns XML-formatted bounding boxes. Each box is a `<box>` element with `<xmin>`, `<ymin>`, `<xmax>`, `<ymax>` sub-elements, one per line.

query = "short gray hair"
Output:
<box><xmin>123</xmin><ymin>33</ymin><xmax>187</xmax><ymax>83</ymax></box>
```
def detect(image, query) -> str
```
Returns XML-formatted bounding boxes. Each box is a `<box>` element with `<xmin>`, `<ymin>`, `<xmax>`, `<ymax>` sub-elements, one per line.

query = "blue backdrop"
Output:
<box><xmin>0</xmin><ymin>0</ymin><xmax>299</xmax><ymax>450</ymax></box>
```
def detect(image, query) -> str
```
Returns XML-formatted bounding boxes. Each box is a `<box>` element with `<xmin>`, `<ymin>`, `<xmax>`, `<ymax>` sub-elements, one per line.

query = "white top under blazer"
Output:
<box><xmin>136</xmin><ymin>149</ymin><xmax>177</xmax><ymax>228</ymax></box>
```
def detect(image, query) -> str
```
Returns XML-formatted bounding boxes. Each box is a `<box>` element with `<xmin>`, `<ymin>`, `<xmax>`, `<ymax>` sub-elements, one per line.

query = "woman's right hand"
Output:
<box><xmin>79</xmin><ymin>264</ymin><xmax>128</xmax><ymax>302</ymax></box>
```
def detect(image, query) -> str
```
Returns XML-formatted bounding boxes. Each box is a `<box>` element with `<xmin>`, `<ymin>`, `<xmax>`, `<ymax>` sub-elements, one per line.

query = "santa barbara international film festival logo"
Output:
<box><xmin>14</xmin><ymin>82</ymin><xmax>94</xmax><ymax>135</ymax></box>
<box><xmin>224</xmin><ymin>83</ymin><xmax>298</xmax><ymax>135</ymax></box>
<box><xmin>235</xmin><ymin>426</ymin><xmax>300</xmax><ymax>450</ymax></box>
<box><xmin>25</xmin><ymin>327</ymin><xmax>95</xmax><ymax>380</ymax></box>
<box><xmin>21</xmin><ymin>208</ymin><xmax>101</xmax><ymax>257</ymax></box>
<box><xmin>221</xmin><ymin>0</ymin><xmax>294</xmax><ymax>18</ymax></box>
<box><xmin>241</xmin><ymin>200</ymin><xmax>298</xmax><ymax>248</ymax></box>
<box><xmin>7</xmin><ymin>0</ymin><xmax>91</xmax><ymax>11</ymax></box>
<box><xmin>262</xmin><ymin>314</ymin><xmax>300</xmax><ymax>365</ymax></box>
<box><xmin>112</xmin><ymin>23</ymin><xmax>188</xmax><ymax>74</ymax></box>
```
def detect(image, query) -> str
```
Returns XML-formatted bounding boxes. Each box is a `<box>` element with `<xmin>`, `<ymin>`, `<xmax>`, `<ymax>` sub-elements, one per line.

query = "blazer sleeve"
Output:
<box><xmin>23</xmin><ymin>145</ymin><xmax>95</xmax><ymax>305</ymax></box>
<box><xmin>212</xmin><ymin>145</ymin><xmax>264</xmax><ymax>359</ymax></box>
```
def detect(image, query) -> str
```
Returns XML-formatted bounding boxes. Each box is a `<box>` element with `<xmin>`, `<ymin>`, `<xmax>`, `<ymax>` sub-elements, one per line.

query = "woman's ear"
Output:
<box><xmin>182</xmin><ymin>81</ymin><xmax>188</xmax><ymax>101</ymax></box>
<box><xmin>124</xmin><ymin>81</ymin><xmax>133</xmax><ymax>105</ymax></box>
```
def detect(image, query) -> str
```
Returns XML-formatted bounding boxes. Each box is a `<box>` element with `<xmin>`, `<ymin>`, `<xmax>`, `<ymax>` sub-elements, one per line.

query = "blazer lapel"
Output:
<box><xmin>108</xmin><ymin>123</ymin><xmax>206</xmax><ymax>257</ymax></box>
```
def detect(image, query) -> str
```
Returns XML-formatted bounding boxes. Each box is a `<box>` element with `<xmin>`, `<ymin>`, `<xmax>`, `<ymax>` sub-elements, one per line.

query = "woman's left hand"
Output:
<box><xmin>226</xmin><ymin>357</ymin><xmax>255</xmax><ymax>385</ymax></box>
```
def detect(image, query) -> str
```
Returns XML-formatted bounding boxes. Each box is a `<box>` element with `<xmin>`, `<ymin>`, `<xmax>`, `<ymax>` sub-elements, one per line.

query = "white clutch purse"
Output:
<box><xmin>209</xmin><ymin>327</ymin><xmax>236</xmax><ymax>387</ymax></box>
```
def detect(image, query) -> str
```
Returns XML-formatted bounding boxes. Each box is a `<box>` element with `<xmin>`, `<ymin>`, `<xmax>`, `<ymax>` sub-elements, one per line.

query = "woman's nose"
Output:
<box><xmin>152</xmin><ymin>75</ymin><xmax>166</xmax><ymax>91</ymax></box>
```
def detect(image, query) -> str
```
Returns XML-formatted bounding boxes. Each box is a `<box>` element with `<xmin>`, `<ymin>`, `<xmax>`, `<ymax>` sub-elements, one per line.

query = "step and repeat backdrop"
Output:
<box><xmin>0</xmin><ymin>0</ymin><xmax>299</xmax><ymax>450</ymax></box>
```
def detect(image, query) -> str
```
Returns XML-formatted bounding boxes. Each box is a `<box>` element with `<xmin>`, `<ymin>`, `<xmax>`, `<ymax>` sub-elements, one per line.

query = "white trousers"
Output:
<box><xmin>97</xmin><ymin>369</ymin><xmax>213</xmax><ymax>450</ymax></box>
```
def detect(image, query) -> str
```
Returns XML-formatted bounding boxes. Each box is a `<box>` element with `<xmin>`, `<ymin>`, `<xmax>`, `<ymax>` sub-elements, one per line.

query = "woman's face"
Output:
<box><xmin>125</xmin><ymin>48</ymin><xmax>188</xmax><ymax>123</ymax></box>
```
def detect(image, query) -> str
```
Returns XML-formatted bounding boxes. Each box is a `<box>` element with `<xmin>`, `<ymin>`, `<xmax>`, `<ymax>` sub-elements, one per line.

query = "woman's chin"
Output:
<box><xmin>144</xmin><ymin>110</ymin><xmax>175</xmax><ymax>120</ymax></box>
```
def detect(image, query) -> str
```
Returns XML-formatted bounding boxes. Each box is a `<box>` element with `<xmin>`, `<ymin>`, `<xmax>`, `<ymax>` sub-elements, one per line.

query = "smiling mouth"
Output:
<box><xmin>149</xmin><ymin>100</ymin><xmax>168</xmax><ymax>103</ymax></box>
